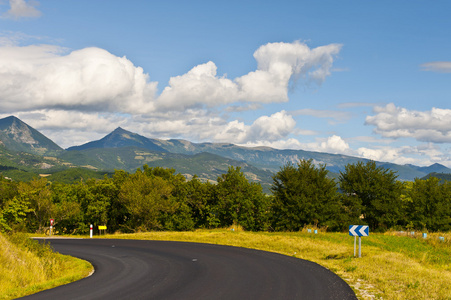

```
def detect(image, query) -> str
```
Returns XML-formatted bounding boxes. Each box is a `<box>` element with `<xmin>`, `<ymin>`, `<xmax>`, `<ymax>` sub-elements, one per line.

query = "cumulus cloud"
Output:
<box><xmin>365</xmin><ymin>103</ymin><xmax>451</xmax><ymax>143</ymax></box>
<box><xmin>236</xmin><ymin>41</ymin><xmax>342</xmax><ymax>102</ymax></box>
<box><xmin>357</xmin><ymin>143</ymin><xmax>446</xmax><ymax>166</ymax></box>
<box><xmin>319</xmin><ymin>135</ymin><xmax>350</xmax><ymax>154</ymax></box>
<box><xmin>0</xmin><ymin>40</ymin><xmax>343</xmax><ymax>150</ymax></box>
<box><xmin>157</xmin><ymin>61</ymin><xmax>238</xmax><ymax>110</ymax></box>
<box><xmin>212</xmin><ymin>111</ymin><xmax>296</xmax><ymax>144</ymax></box>
<box><xmin>0</xmin><ymin>45</ymin><xmax>158</xmax><ymax>113</ymax></box>
<box><xmin>157</xmin><ymin>41</ymin><xmax>342</xmax><ymax>110</ymax></box>
<box><xmin>0</xmin><ymin>40</ymin><xmax>341</xmax><ymax>115</ymax></box>
<box><xmin>421</xmin><ymin>61</ymin><xmax>451</xmax><ymax>73</ymax></box>
<box><xmin>2</xmin><ymin>0</ymin><xmax>41</xmax><ymax>19</ymax></box>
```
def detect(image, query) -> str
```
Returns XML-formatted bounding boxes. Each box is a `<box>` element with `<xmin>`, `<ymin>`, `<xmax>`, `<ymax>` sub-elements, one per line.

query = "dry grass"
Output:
<box><xmin>102</xmin><ymin>230</ymin><xmax>451</xmax><ymax>300</ymax></box>
<box><xmin>0</xmin><ymin>233</ymin><xmax>93</xmax><ymax>300</ymax></box>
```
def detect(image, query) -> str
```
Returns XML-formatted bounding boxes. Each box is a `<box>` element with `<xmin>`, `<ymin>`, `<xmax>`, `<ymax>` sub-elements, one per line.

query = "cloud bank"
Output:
<box><xmin>0</xmin><ymin>40</ymin><xmax>342</xmax><ymax>148</ymax></box>
<box><xmin>365</xmin><ymin>103</ymin><xmax>451</xmax><ymax>143</ymax></box>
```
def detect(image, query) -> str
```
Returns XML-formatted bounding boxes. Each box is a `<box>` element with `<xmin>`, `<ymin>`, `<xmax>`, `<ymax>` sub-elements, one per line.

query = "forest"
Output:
<box><xmin>0</xmin><ymin>160</ymin><xmax>450</xmax><ymax>234</ymax></box>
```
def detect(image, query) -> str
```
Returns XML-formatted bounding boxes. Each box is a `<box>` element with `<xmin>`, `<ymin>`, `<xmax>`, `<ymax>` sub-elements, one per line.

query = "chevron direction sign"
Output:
<box><xmin>349</xmin><ymin>225</ymin><xmax>369</xmax><ymax>237</ymax></box>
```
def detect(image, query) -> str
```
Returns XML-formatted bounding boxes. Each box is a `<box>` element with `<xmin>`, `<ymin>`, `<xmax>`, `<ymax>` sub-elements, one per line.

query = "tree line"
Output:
<box><xmin>0</xmin><ymin>160</ymin><xmax>450</xmax><ymax>234</ymax></box>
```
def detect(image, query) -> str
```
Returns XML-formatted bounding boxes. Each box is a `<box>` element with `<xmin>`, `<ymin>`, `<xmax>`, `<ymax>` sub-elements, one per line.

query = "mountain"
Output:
<box><xmin>421</xmin><ymin>172</ymin><xmax>451</xmax><ymax>182</ymax></box>
<box><xmin>66</xmin><ymin>126</ymin><xmax>451</xmax><ymax>181</ymax></box>
<box><xmin>0</xmin><ymin>116</ymin><xmax>62</xmax><ymax>155</ymax></box>
<box><xmin>60</xmin><ymin>146</ymin><xmax>274</xmax><ymax>188</ymax></box>
<box><xmin>408</xmin><ymin>163</ymin><xmax>451</xmax><ymax>174</ymax></box>
<box><xmin>67</xmin><ymin>127</ymin><xmax>167</xmax><ymax>152</ymax></box>
<box><xmin>2</xmin><ymin>115</ymin><xmax>451</xmax><ymax>184</ymax></box>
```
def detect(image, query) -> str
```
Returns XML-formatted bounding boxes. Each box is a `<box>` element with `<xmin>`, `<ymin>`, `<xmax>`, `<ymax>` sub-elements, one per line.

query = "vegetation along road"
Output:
<box><xmin>22</xmin><ymin>238</ymin><xmax>356</xmax><ymax>300</ymax></box>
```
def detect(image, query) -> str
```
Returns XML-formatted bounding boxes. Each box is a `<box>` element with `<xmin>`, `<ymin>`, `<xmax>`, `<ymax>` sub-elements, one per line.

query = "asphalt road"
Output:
<box><xmin>21</xmin><ymin>239</ymin><xmax>357</xmax><ymax>300</ymax></box>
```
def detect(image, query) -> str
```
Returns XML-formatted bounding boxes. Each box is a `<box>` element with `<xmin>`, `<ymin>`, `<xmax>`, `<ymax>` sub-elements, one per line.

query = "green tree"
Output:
<box><xmin>271</xmin><ymin>159</ymin><xmax>340</xmax><ymax>231</ymax></box>
<box><xmin>16</xmin><ymin>178</ymin><xmax>53</xmax><ymax>233</ymax></box>
<box><xmin>339</xmin><ymin>161</ymin><xmax>403</xmax><ymax>231</ymax></box>
<box><xmin>406</xmin><ymin>177</ymin><xmax>451</xmax><ymax>231</ymax></box>
<box><xmin>0</xmin><ymin>177</ymin><xmax>19</xmax><ymax>231</ymax></box>
<box><xmin>51</xmin><ymin>182</ymin><xmax>83</xmax><ymax>234</ymax></box>
<box><xmin>183</xmin><ymin>176</ymin><xmax>212</xmax><ymax>228</ymax></box>
<box><xmin>213</xmin><ymin>166</ymin><xmax>270</xmax><ymax>231</ymax></box>
<box><xmin>118</xmin><ymin>169</ymin><xmax>176</xmax><ymax>231</ymax></box>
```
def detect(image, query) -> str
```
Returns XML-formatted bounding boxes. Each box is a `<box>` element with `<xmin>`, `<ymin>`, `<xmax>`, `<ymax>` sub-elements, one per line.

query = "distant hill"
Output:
<box><xmin>0</xmin><ymin>116</ymin><xmax>62</xmax><ymax>155</ymax></box>
<box><xmin>150</xmin><ymin>139</ymin><xmax>451</xmax><ymax>181</ymax></box>
<box><xmin>46</xmin><ymin>168</ymin><xmax>114</xmax><ymax>184</ymax></box>
<box><xmin>1</xmin><ymin>115</ymin><xmax>451</xmax><ymax>184</ymax></box>
<box><xmin>60</xmin><ymin>146</ymin><xmax>274</xmax><ymax>187</ymax></box>
<box><xmin>421</xmin><ymin>172</ymin><xmax>451</xmax><ymax>182</ymax></box>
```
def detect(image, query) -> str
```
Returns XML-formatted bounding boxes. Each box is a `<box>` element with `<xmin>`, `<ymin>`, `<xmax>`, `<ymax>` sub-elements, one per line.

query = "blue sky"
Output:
<box><xmin>1</xmin><ymin>0</ymin><xmax>451</xmax><ymax>167</ymax></box>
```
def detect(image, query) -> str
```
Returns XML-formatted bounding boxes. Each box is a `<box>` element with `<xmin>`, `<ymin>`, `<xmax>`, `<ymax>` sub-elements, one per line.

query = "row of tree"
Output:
<box><xmin>0</xmin><ymin>160</ymin><xmax>450</xmax><ymax>234</ymax></box>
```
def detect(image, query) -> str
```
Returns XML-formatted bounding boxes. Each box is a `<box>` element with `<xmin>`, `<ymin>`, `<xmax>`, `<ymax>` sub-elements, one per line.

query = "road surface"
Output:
<box><xmin>22</xmin><ymin>238</ymin><xmax>357</xmax><ymax>300</ymax></box>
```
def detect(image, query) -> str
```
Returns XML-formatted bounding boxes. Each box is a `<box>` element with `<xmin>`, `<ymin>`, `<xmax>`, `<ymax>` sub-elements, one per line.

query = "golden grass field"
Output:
<box><xmin>1</xmin><ymin>229</ymin><xmax>450</xmax><ymax>299</ymax></box>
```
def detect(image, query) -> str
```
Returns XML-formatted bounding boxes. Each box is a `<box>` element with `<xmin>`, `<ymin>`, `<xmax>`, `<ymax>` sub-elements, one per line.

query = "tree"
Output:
<box><xmin>184</xmin><ymin>176</ymin><xmax>213</xmax><ymax>228</ymax></box>
<box><xmin>406</xmin><ymin>177</ymin><xmax>451</xmax><ymax>231</ymax></box>
<box><xmin>213</xmin><ymin>166</ymin><xmax>270</xmax><ymax>231</ymax></box>
<box><xmin>118</xmin><ymin>168</ymin><xmax>178</xmax><ymax>231</ymax></box>
<box><xmin>271</xmin><ymin>159</ymin><xmax>340</xmax><ymax>231</ymax></box>
<box><xmin>17</xmin><ymin>178</ymin><xmax>53</xmax><ymax>233</ymax></box>
<box><xmin>339</xmin><ymin>161</ymin><xmax>403</xmax><ymax>231</ymax></box>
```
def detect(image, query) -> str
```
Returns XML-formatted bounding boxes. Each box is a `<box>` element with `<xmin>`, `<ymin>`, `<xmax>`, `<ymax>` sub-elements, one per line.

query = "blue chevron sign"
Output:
<box><xmin>349</xmin><ymin>225</ymin><xmax>369</xmax><ymax>237</ymax></box>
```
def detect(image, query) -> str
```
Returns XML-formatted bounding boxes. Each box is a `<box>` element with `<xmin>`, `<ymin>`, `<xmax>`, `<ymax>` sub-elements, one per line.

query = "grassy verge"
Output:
<box><xmin>99</xmin><ymin>229</ymin><xmax>451</xmax><ymax>300</ymax></box>
<box><xmin>0</xmin><ymin>232</ymin><xmax>93</xmax><ymax>300</ymax></box>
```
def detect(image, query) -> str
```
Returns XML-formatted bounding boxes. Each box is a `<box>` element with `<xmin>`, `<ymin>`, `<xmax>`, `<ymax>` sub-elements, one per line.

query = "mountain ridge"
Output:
<box><xmin>0</xmin><ymin>115</ymin><xmax>450</xmax><ymax>183</ymax></box>
<box><xmin>67</xmin><ymin>126</ymin><xmax>167</xmax><ymax>152</ymax></box>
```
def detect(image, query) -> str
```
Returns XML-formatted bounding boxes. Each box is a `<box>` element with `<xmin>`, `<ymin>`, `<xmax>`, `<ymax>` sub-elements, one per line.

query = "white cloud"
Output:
<box><xmin>365</xmin><ymin>103</ymin><xmax>451</xmax><ymax>143</ymax></box>
<box><xmin>157</xmin><ymin>61</ymin><xmax>238</xmax><ymax>111</ymax></box>
<box><xmin>157</xmin><ymin>41</ymin><xmax>342</xmax><ymax>110</ymax></box>
<box><xmin>421</xmin><ymin>61</ymin><xmax>451</xmax><ymax>73</ymax></box>
<box><xmin>319</xmin><ymin>135</ymin><xmax>350</xmax><ymax>154</ymax></box>
<box><xmin>213</xmin><ymin>111</ymin><xmax>296</xmax><ymax>144</ymax></box>
<box><xmin>0</xmin><ymin>41</ymin><xmax>341</xmax><ymax>115</ymax></box>
<box><xmin>0</xmin><ymin>45</ymin><xmax>158</xmax><ymax>114</ymax></box>
<box><xmin>296</xmin><ymin>135</ymin><xmax>352</xmax><ymax>155</ymax></box>
<box><xmin>2</xmin><ymin>0</ymin><xmax>41</xmax><ymax>19</ymax></box>
<box><xmin>291</xmin><ymin>108</ymin><xmax>351</xmax><ymax>123</ymax></box>
<box><xmin>236</xmin><ymin>41</ymin><xmax>342</xmax><ymax>102</ymax></box>
<box><xmin>357</xmin><ymin>143</ymin><xmax>447</xmax><ymax>166</ymax></box>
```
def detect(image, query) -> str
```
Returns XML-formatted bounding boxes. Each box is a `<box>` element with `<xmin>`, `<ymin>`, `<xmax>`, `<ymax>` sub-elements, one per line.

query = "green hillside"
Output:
<box><xmin>59</xmin><ymin>147</ymin><xmax>273</xmax><ymax>186</ymax></box>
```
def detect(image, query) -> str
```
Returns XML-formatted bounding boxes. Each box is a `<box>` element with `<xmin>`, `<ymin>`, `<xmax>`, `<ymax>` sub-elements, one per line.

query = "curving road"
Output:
<box><xmin>22</xmin><ymin>239</ymin><xmax>356</xmax><ymax>300</ymax></box>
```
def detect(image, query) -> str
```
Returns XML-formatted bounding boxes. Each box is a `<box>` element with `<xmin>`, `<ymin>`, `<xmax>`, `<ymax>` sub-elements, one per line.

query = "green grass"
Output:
<box><xmin>0</xmin><ymin>233</ymin><xmax>93</xmax><ymax>300</ymax></box>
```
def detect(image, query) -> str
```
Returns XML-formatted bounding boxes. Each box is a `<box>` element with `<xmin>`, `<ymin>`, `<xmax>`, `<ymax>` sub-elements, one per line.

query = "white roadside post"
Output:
<box><xmin>50</xmin><ymin>219</ymin><xmax>54</xmax><ymax>236</ymax></box>
<box><xmin>349</xmin><ymin>225</ymin><xmax>369</xmax><ymax>258</ymax></box>
<box><xmin>90</xmin><ymin>224</ymin><xmax>93</xmax><ymax>238</ymax></box>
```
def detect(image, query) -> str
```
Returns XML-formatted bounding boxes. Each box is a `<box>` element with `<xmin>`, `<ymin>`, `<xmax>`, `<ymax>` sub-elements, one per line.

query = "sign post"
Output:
<box><xmin>98</xmin><ymin>225</ymin><xmax>107</xmax><ymax>235</ymax></box>
<box><xmin>349</xmin><ymin>225</ymin><xmax>369</xmax><ymax>258</ymax></box>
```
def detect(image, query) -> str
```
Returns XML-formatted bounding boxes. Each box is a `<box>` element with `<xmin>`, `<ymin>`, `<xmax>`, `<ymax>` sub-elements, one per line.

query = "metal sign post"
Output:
<box><xmin>349</xmin><ymin>225</ymin><xmax>369</xmax><ymax>258</ymax></box>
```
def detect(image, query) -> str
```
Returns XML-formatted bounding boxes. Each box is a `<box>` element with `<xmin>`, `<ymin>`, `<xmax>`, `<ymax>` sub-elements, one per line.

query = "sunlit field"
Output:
<box><xmin>101</xmin><ymin>229</ymin><xmax>451</xmax><ymax>300</ymax></box>
<box><xmin>0</xmin><ymin>233</ymin><xmax>93</xmax><ymax>300</ymax></box>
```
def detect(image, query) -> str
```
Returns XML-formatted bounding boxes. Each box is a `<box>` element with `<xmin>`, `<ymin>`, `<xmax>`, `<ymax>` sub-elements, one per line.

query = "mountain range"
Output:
<box><xmin>0</xmin><ymin>115</ymin><xmax>450</xmax><ymax>186</ymax></box>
